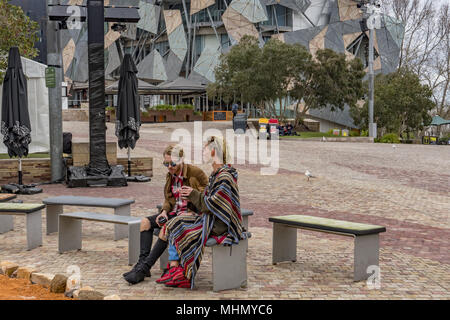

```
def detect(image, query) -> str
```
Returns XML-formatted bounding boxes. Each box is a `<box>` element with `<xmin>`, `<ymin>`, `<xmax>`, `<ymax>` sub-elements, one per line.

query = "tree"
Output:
<box><xmin>0</xmin><ymin>0</ymin><xmax>39</xmax><ymax>83</ymax></box>
<box><xmin>350</xmin><ymin>68</ymin><xmax>435</xmax><ymax>137</ymax></box>
<box><xmin>209</xmin><ymin>38</ymin><xmax>365</xmax><ymax>124</ymax></box>
<box><xmin>381</xmin><ymin>0</ymin><xmax>449</xmax><ymax>118</ymax></box>
<box><xmin>207</xmin><ymin>36</ymin><xmax>262</xmax><ymax>110</ymax></box>
<box><xmin>290</xmin><ymin>48</ymin><xmax>366</xmax><ymax>126</ymax></box>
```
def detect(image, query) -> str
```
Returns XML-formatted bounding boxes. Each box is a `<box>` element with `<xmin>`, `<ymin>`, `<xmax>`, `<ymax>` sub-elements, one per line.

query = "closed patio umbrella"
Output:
<box><xmin>1</xmin><ymin>47</ymin><xmax>31</xmax><ymax>186</ymax></box>
<box><xmin>115</xmin><ymin>54</ymin><xmax>148</xmax><ymax>182</ymax></box>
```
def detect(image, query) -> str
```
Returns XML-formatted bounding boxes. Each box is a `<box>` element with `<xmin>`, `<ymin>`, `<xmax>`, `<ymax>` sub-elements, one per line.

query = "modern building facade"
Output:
<box><xmin>13</xmin><ymin>0</ymin><xmax>403</xmax><ymax>129</ymax></box>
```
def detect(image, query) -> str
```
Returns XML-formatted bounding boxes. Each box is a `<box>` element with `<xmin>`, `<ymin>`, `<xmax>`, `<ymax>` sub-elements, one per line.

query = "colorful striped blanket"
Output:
<box><xmin>165</xmin><ymin>165</ymin><xmax>247</xmax><ymax>289</ymax></box>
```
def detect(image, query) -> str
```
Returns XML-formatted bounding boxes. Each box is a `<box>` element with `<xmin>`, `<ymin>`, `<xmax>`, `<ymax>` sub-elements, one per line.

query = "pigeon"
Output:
<box><xmin>392</xmin><ymin>144</ymin><xmax>397</xmax><ymax>149</ymax></box>
<box><xmin>305</xmin><ymin>170</ymin><xmax>315</xmax><ymax>181</ymax></box>
<box><xmin>322</xmin><ymin>136</ymin><xmax>326</xmax><ymax>142</ymax></box>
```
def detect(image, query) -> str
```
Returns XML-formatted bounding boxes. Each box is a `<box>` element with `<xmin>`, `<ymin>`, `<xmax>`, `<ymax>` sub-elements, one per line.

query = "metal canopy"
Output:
<box><xmin>48</xmin><ymin>5</ymin><xmax>140</xmax><ymax>23</ymax></box>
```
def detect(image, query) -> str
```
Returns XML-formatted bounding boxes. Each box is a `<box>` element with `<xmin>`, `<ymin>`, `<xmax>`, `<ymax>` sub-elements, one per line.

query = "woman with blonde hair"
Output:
<box><xmin>156</xmin><ymin>136</ymin><xmax>247</xmax><ymax>288</ymax></box>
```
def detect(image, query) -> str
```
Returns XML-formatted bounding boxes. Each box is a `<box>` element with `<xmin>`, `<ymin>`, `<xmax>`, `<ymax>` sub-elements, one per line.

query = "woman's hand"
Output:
<box><xmin>180</xmin><ymin>186</ymin><xmax>193</xmax><ymax>199</ymax></box>
<box><xmin>156</xmin><ymin>210</ymin><xmax>168</xmax><ymax>227</ymax></box>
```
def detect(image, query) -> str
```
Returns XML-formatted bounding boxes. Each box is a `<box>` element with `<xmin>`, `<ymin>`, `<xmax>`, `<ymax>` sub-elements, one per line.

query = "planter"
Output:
<box><xmin>141</xmin><ymin>109</ymin><xmax>199</xmax><ymax>123</ymax></box>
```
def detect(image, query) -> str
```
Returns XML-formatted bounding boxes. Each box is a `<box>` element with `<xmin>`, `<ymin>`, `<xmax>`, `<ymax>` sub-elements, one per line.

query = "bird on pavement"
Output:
<box><xmin>305</xmin><ymin>170</ymin><xmax>315</xmax><ymax>181</ymax></box>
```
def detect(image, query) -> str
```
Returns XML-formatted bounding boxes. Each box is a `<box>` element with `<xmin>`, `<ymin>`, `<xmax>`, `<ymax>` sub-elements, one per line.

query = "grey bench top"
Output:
<box><xmin>269</xmin><ymin>215</ymin><xmax>386</xmax><ymax>236</ymax></box>
<box><xmin>60</xmin><ymin>212</ymin><xmax>141</xmax><ymax>225</ymax></box>
<box><xmin>156</xmin><ymin>204</ymin><xmax>253</xmax><ymax>216</ymax></box>
<box><xmin>43</xmin><ymin>196</ymin><xmax>135</xmax><ymax>208</ymax></box>
<box><xmin>0</xmin><ymin>203</ymin><xmax>46</xmax><ymax>214</ymax></box>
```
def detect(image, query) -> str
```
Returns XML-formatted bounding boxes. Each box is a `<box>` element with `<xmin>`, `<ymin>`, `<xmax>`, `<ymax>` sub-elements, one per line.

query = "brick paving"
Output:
<box><xmin>0</xmin><ymin>121</ymin><xmax>449</xmax><ymax>299</ymax></box>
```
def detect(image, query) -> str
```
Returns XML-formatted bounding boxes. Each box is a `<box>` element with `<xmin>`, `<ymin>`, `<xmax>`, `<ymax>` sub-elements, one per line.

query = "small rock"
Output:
<box><xmin>78</xmin><ymin>290</ymin><xmax>105</xmax><ymax>300</ymax></box>
<box><xmin>64</xmin><ymin>289</ymin><xmax>76</xmax><ymax>298</ymax></box>
<box><xmin>30</xmin><ymin>273</ymin><xmax>54</xmax><ymax>288</ymax></box>
<box><xmin>16</xmin><ymin>267</ymin><xmax>37</xmax><ymax>281</ymax></box>
<box><xmin>50</xmin><ymin>274</ymin><xmax>68</xmax><ymax>293</ymax></box>
<box><xmin>72</xmin><ymin>290</ymin><xmax>80</xmax><ymax>299</ymax></box>
<box><xmin>73</xmin><ymin>286</ymin><xmax>93</xmax><ymax>299</ymax></box>
<box><xmin>104</xmin><ymin>294</ymin><xmax>121</xmax><ymax>300</ymax></box>
<box><xmin>66</xmin><ymin>277</ymin><xmax>81</xmax><ymax>293</ymax></box>
<box><xmin>0</xmin><ymin>261</ymin><xmax>19</xmax><ymax>277</ymax></box>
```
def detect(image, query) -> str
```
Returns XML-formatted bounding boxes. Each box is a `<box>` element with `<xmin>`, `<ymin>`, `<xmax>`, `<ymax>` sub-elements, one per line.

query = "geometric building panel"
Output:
<box><xmin>163</xmin><ymin>10</ymin><xmax>183</xmax><ymax>35</ymax></box>
<box><xmin>63</xmin><ymin>38</ymin><xmax>76</xmax><ymax>74</ymax></box>
<box><xmin>337</xmin><ymin>0</ymin><xmax>362</xmax><ymax>21</ymax></box>
<box><xmin>164</xmin><ymin>51</ymin><xmax>184</xmax><ymax>81</ymax></box>
<box><xmin>105</xmin><ymin>42</ymin><xmax>121</xmax><ymax>78</ymax></box>
<box><xmin>136</xmin><ymin>1</ymin><xmax>160</xmax><ymax>34</ymax></box>
<box><xmin>190</xmin><ymin>0</ymin><xmax>215</xmax><ymax>16</ymax></box>
<box><xmin>104</xmin><ymin>23</ymin><xmax>121</xmax><ymax>48</ymax></box>
<box><xmin>193</xmin><ymin>42</ymin><xmax>221</xmax><ymax>82</ymax></box>
<box><xmin>383</xmin><ymin>15</ymin><xmax>404</xmax><ymax>49</ymax></box>
<box><xmin>137</xmin><ymin>49</ymin><xmax>168</xmax><ymax>82</ymax></box>
<box><xmin>229</xmin><ymin>0</ymin><xmax>268</xmax><ymax>23</ymax></box>
<box><xmin>222</xmin><ymin>6</ymin><xmax>259</xmax><ymax>43</ymax></box>
<box><xmin>168</xmin><ymin>24</ymin><xmax>188</xmax><ymax>62</ymax></box>
<box><xmin>325</xmin><ymin>23</ymin><xmax>345</xmax><ymax>53</ymax></box>
<box><xmin>309</xmin><ymin>25</ymin><xmax>328</xmax><ymax>58</ymax></box>
<box><xmin>263</xmin><ymin>0</ymin><xmax>311</xmax><ymax>13</ymax></box>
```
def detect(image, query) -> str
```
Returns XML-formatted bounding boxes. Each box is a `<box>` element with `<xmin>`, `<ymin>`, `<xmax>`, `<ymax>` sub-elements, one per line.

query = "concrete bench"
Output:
<box><xmin>0</xmin><ymin>203</ymin><xmax>46</xmax><ymax>250</ymax></box>
<box><xmin>58</xmin><ymin>212</ymin><xmax>141</xmax><ymax>265</ymax></box>
<box><xmin>43</xmin><ymin>196</ymin><xmax>135</xmax><ymax>240</ymax></box>
<box><xmin>269</xmin><ymin>215</ymin><xmax>386</xmax><ymax>281</ymax></box>
<box><xmin>155</xmin><ymin>204</ymin><xmax>253</xmax><ymax>291</ymax></box>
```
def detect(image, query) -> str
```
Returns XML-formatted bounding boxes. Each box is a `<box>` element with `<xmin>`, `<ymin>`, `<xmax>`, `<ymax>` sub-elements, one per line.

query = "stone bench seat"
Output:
<box><xmin>154</xmin><ymin>204</ymin><xmax>253</xmax><ymax>291</ymax></box>
<box><xmin>43</xmin><ymin>195</ymin><xmax>135</xmax><ymax>240</ymax></box>
<box><xmin>269</xmin><ymin>215</ymin><xmax>386</xmax><ymax>281</ymax></box>
<box><xmin>58</xmin><ymin>211</ymin><xmax>141</xmax><ymax>265</ymax></box>
<box><xmin>0</xmin><ymin>203</ymin><xmax>46</xmax><ymax>250</ymax></box>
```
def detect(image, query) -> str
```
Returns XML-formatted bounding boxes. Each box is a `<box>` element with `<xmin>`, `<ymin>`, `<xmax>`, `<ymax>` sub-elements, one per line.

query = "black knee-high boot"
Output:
<box><xmin>143</xmin><ymin>239</ymin><xmax>168</xmax><ymax>271</ymax></box>
<box><xmin>124</xmin><ymin>239</ymin><xmax>167</xmax><ymax>285</ymax></box>
<box><xmin>123</xmin><ymin>229</ymin><xmax>153</xmax><ymax>279</ymax></box>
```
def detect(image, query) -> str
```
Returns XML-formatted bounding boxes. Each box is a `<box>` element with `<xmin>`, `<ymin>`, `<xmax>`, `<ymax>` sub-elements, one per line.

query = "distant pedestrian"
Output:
<box><xmin>232</xmin><ymin>103</ymin><xmax>238</xmax><ymax>119</ymax></box>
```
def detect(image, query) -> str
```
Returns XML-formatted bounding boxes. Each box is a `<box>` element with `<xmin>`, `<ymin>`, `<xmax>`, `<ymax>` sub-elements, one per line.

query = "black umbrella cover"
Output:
<box><xmin>115</xmin><ymin>53</ymin><xmax>140</xmax><ymax>149</ymax></box>
<box><xmin>1</xmin><ymin>47</ymin><xmax>31</xmax><ymax>158</ymax></box>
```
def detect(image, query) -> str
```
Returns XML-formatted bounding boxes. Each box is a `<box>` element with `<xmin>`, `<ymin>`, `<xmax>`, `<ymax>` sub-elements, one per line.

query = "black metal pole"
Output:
<box><xmin>86</xmin><ymin>0</ymin><xmax>110</xmax><ymax>176</ymax></box>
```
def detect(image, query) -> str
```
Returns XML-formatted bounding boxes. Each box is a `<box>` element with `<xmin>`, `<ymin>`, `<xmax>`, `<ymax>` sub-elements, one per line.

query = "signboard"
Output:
<box><xmin>213</xmin><ymin>111</ymin><xmax>227</xmax><ymax>121</ymax></box>
<box><xmin>45</xmin><ymin>67</ymin><xmax>56</xmax><ymax>88</ymax></box>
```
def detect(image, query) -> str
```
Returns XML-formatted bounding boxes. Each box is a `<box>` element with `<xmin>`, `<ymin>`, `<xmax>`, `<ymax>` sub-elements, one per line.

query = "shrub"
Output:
<box><xmin>379</xmin><ymin>133</ymin><xmax>400</xmax><ymax>143</ymax></box>
<box><xmin>349</xmin><ymin>130</ymin><xmax>360</xmax><ymax>137</ymax></box>
<box><xmin>154</xmin><ymin>104</ymin><xmax>173</xmax><ymax>110</ymax></box>
<box><xmin>360</xmin><ymin>129</ymin><xmax>369</xmax><ymax>137</ymax></box>
<box><xmin>141</xmin><ymin>111</ymin><xmax>149</xmax><ymax>117</ymax></box>
<box><xmin>175</xmin><ymin>104</ymin><xmax>194</xmax><ymax>110</ymax></box>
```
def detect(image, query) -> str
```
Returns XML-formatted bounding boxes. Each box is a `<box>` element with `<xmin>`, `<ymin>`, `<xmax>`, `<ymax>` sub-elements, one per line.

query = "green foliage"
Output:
<box><xmin>0</xmin><ymin>0</ymin><xmax>40</xmax><ymax>83</ymax></box>
<box><xmin>209</xmin><ymin>36</ymin><xmax>366</xmax><ymax>122</ymax></box>
<box><xmin>105</xmin><ymin>106</ymin><xmax>115</xmax><ymax>112</ymax></box>
<box><xmin>360</xmin><ymin>129</ymin><xmax>369</xmax><ymax>137</ymax></box>
<box><xmin>175</xmin><ymin>104</ymin><xmax>194</xmax><ymax>110</ymax></box>
<box><xmin>290</xmin><ymin>49</ymin><xmax>366</xmax><ymax>117</ymax></box>
<box><xmin>349</xmin><ymin>130</ymin><xmax>360</xmax><ymax>137</ymax></box>
<box><xmin>378</xmin><ymin>133</ymin><xmax>401</xmax><ymax>143</ymax></box>
<box><xmin>148</xmin><ymin>104</ymin><xmax>195</xmax><ymax>111</ymax></box>
<box><xmin>141</xmin><ymin>111</ymin><xmax>149</xmax><ymax>117</ymax></box>
<box><xmin>350</xmin><ymin>68</ymin><xmax>435</xmax><ymax>136</ymax></box>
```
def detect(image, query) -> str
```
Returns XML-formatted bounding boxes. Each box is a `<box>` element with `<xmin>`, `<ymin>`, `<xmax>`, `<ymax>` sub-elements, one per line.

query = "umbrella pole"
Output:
<box><xmin>128</xmin><ymin>147</ymin><xmax>131</xmax><ymax>177</ymax></box>
<box><xmin>18</xmin><ymin>157</ymin><xmax>23</xmax><ymax>185</ymax></box>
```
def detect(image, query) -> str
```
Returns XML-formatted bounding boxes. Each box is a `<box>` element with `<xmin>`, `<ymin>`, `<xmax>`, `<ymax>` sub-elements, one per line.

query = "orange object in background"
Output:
<box><xmin>0</xmin><ymin>275</ymin><xmax>72</xmax><ymax>300</ymax></box>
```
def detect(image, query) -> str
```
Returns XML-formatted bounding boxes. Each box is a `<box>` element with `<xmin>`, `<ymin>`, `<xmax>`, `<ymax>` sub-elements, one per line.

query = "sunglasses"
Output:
<box><xmin>163</xmin><ymin>161</ymin><xmax>178</xmax><ymax>168</ymax></box>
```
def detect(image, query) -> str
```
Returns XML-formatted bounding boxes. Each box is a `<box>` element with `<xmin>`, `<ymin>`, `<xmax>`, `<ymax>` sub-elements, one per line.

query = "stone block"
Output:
<box><xmin>30</xmin><ymin>272</ymin><xmax>55</xmax><ymax>288</ymax></box>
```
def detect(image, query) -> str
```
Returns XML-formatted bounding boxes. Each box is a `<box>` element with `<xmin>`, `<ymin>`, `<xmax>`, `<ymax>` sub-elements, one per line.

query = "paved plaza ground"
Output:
<box><xmin>1</xmin><ymin>121</ymin><xmax>449</xmax><ymax>299</ymax></box>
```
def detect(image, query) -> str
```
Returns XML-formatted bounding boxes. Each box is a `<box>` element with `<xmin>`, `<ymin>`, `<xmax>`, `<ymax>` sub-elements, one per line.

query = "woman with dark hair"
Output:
<box><xmin>156</xmin><ymin>136</ymin><xmax>247</xmax><ymax>289</ymax></box>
